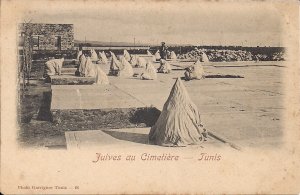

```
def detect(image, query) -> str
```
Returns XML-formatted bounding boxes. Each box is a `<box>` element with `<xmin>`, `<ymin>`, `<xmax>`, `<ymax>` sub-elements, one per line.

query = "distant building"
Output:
<box><xmin>19</xmin><ymin>23</ymin><xmax>74</xmax><ymax>51</ymax></box>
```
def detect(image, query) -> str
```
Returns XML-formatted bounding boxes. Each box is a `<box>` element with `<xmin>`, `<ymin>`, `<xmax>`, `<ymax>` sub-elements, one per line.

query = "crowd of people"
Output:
<box><xmin>177</xmin><ymin>48</ymin><xmax>286</xmax><ymax>62</ymax></box>
<box><xmin>43</xmin><ymin>43</ymin><xmax>286</xmax><ymax>83</ymax></box>
<box><xmin>41</xmin><ymin>42</ymin><xmax>214</xmax><ymax>147</ymax></box>
<box><xmin>38</xmin><ymin>40</ymin><xmax>290</xmax><ymax>148</ymax></box>
<box><xmin>43</xmin><ymin>43</ymin><xmax>175</xmax><ymax>82</ymax></box>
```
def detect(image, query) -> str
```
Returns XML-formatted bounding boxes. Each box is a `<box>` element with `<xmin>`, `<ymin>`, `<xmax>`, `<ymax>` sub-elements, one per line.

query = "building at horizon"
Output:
<box><xmin>18</xmin><ymin>23</ymin><xmax>74</xmax><ymax>51</ymax></box>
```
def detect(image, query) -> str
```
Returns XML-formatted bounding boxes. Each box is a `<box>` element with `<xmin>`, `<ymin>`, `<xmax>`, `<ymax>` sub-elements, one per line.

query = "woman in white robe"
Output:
<box><xmin>109</xmin><ymin>53</ymin><xmax>123</xmax><ymax>76</ymax></box>
<box><xmin>44</xmin><ymin>57</ymin><xmax>64</xmax><ymax>77</ymax></box>
<box><xmin>170</xmin><ymin>51</ymin><xmax>177</xmax><ymax>60</ymax></box>
<box><xmin>78</xmin><ymin>54</ymin><xmax>87</xmax><ymax>76</ymax></box>
<box><xmin>76</xmin><ymin>50</ymin><xmax>82</xmax><ymax>61</ymax></box>
<box><xmin>184</xmin><ymin>60</ymin><xmax>205</xmax><ymax>81</ymax></box>
<box><xmin>157</xmin><ymin>59</ymin><xmax>171</xmax><ymax>73</ymax></box>
<box><xmin>84</xmin><ymin>57</ymin><xmax>96</xmax><ymax>77</ymax></box>
<box><xmin>124</xmin><ymin>50</ymin><xmax>131</xmax><ymax>61</ymax></box>
<box><xmin>94</xmin><ymin>65</ymin><xmax>109</xmax><ymax>85</ymax></box>
<box><xmin>100</xmin><ymin>51</ymin><xmax>108</xmax><ymax>64</ymax></box>
<box><xmin>90</xmin><ymin>49</ymin><xmax>98</xmax><ymax>61</ymax></box>
<box><xmin>201</xmin><ymin>52</ymin><xmax>209</xmax><ymax>62</ymax></box>
<box><xmin>136</xmin><ymin>57</ymin><xmax>146</xmax><ymax>68</ymax></box>
<box><xmin>97</xmin><ymin>51</ymin><xmax>108</xmax><ymax>64</ymax></box>
<box><xmin>129</xmin><ymin>55</ymin><xmax>137</xmax><ymax>67</ymax></box>
<box><xmin>155</xmin><ymin>50</ymin><xmax>161</xmax><ymax>61</ymax></box>
<box><xmin>119</xmin><ymin>57</ymin><xmax>134</xmax><ymax>77</ymax></box>
<box><xmin>140</xmin><ymin>61</ymin><xmax>157</xmax><ymax>80</ymax></box>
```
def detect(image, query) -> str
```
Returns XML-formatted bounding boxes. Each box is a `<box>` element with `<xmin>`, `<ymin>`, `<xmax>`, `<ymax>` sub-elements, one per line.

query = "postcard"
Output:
<box><xmin>1</xmin><ymin>0</ymin><xmax>299</xmax><ymax>194</ymax></box>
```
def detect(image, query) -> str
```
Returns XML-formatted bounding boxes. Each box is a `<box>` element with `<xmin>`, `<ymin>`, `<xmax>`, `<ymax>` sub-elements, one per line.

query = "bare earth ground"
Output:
<box><xmin>18</xmin><ymin>60</ymin><xmax>285</xmax><ymax>149</ymax></box>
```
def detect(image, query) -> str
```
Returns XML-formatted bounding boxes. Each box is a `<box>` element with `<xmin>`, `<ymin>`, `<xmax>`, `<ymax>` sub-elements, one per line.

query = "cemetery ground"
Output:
<box><xmin>18</xmin><ymin>60</ymin><xmax>285</xmax><ymax>150</ymax></box>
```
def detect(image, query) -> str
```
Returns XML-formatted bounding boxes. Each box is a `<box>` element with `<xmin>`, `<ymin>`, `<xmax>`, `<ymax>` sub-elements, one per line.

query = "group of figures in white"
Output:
<box><xmin>43</xmin><ymin>49</ymin><xmax>209</xmax><ymax>146</ymax></box>
<box><xmin>44</xmin><ymin>49</ymin><xmax>208</xmax><ymax>84</ymax></box>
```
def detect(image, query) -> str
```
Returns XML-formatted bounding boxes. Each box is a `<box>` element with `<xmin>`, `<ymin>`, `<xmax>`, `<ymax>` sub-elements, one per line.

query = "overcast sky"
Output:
<box><xmin>21</xmin><ymin>0</ymin><xmax>284</xmax><ymax>46</ymax></box>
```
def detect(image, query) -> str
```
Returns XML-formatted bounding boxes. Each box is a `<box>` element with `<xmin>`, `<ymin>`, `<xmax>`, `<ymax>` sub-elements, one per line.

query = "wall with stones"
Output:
<box><xmin>19</xmin><ymin>23</ymin><xmax>74</xmax><ymax>50</ymax></box>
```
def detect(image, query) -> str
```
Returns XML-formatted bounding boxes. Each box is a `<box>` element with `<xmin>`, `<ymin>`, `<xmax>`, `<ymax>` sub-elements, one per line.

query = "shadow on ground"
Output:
<box><xmin>205</xmin><ymin>74</ymin><xmax>244</xmax><ymax>78</ymax></box>
<box><xmin>130</xmin><ymin>107</ymin><xmax>161</xmax><ymax>127</ymax></box>
<box><xmin>103</xmin><ymin>130</ymin><xmax>149</xmax><ymax>145</ymax></box>
<box><xmin>177</xmin><ymin>74</ymin><xmax>244</xmax><ymax>81</ymax></box>
<box><xmin>37</xmin><ymin>91</ymin><xmax>53</xmax><ymax>121</ymax></box>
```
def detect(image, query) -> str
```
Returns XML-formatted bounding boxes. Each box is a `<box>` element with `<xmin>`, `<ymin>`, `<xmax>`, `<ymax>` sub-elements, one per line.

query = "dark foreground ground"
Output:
<box><xmin>18</xmin><ymin>81</ymin><xmax>160</xmax><ymax>148</ymax></box>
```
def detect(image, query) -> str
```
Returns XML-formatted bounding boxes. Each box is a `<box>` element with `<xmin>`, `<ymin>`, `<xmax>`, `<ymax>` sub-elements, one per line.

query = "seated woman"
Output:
<box><xmin>44</xmin><ymin>57</ymin><xmax>64</xmax><ymax>77</ymax></box>
<box><xmin>94</xmin><ymin>65</ymin><xmax>109</xmax><ymax>85</ymax></box>
<box><xmin>119</xmin><ymin>57</ymin><xmax>134</xmax><ymax>78</ymax></box>
<box><xmin>148</xmin><ymin>78</ymin><xmax>208</xmax><ymax>146</ymax></box>
<box><xmin>101</xmin><ymin>51</ymin><xmax>108</xmax><ymax>63</ymax></box>
<box><xmin>76</xmin><ymin>50</ymin><xmax>82</xmax><ymax>61</ymax></box>
<box><xmin>97</xmin><ymin>51</ymin><xmax>108</xmax><ymax>64</ymax></box>
<box><xmin>136</xmin><ymin>57</ymin><xmax>146</xmax><ymax>68</ymax></box>
<box><xmin>110</xmin><ymin>51</ymin><xmax>118</xmax><ymax>61</ymax></box>
<box><xmin>123</xmin><ymin>49</ymin><xmax>131</xmax><ymax>61</ymax></box>
<box><xmin>155</xmin><ymin>50</ymin><xmax>161</xmax><ymax>61</ymax></box>
<box><xmin>140</xmin><ymin>61</ymin><xmax>157</xmax><ymax>80</ymax></box>
<box><xmin>201</xmin><ymin>52</ymin><xmax>209</xmax><ymax>62</ymax></box>
<box><xmin>90</xmin><ymin>49</ymin><xmax>98</xmax><ymax>62</ymax></box>
<box><xmin>77</xmin><ymin>54</ymin><xmax>96</xmax><ymax>77</ymax></box>
<box><xmin>129</xmin><ymin>55</ymin><xmax>137</xmax><ymax>67</ymax></box>
<box><xmin>84</xmin><ymin>57</ymin><xmax>97</xmax><ymax>77</ymax></box>
<box><xmin>157</xmin><ymin>59</ymin><xmax>171</xmax><ymax>73</ymax></box>
<box><xmin>76</xmin><ymin>53</ymin><xmax>86</xmax><ymax>76</ymax></box>
<box><xmin>109</xmin><ymin>52</ymin><xmax>123</xmax><ymax>76</ymax></box>
<box><xmin>170</xmin><ymin>51</ymin><xmax>177</xmax><ymax>60</ymax></box>
<box><xmin>184</xmin><ymin>60</ymin><xmax>205</xmax><ymax>81</ymax></box>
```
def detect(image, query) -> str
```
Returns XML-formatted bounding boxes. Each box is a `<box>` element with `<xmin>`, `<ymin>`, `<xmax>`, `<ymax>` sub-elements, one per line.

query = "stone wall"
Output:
<box><xmin>19</xmin><ymin>23</ymin><xmax>74</xmax><ymax>50</ymax></box>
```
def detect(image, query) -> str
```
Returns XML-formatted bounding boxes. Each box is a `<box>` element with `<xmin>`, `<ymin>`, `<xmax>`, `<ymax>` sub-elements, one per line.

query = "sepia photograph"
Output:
<box><xmin>17</xmin><ymin>1</ymin><xmax>286</xmax><ymax>150</ymax></box>
<box><xmin>1</xmin><ymin>0</ymin><xmax>299</xmax><ymax>194</ymax></box>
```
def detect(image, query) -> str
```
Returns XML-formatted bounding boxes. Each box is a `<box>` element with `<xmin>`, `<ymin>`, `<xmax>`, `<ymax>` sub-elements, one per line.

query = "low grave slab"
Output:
<box><xmin>61</xmin><ymin>67</ymin><xmax>77</xmax><ymax>74</ymax></box>
<box><xmin>51</xmin><ymin>85</ymin><xmax>145</xmax><ymax>110</ymax></box>
<box><xmin>50</xmin><ymin>75</ymin><xmax>96</xmax><ymax>85</ymax></box>
<box><xmin>50</xmin><ymin>85</ymin><xmax>160</xmax><ymax>128</ymax></box>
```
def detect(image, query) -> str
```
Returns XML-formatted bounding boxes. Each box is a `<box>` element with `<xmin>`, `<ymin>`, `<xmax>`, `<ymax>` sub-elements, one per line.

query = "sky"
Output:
<box><xmin>21</xmin><ymin>0</ymin><xmax>284</xmax><ymax>46</ymax></box>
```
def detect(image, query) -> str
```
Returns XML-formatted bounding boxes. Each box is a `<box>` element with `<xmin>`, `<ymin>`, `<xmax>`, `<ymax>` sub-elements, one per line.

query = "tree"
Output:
<box><xmin>20</xmin><ymin>20</ymin><xmax>34</xmax><ymax>93</ymax></box>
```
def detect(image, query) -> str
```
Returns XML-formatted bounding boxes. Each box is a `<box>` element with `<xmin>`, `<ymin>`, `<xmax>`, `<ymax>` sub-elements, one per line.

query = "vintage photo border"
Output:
<box><xmin>1</xmin><ymin>0</ymin><xmax>299</xmax><ymax>194</ymax></box>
